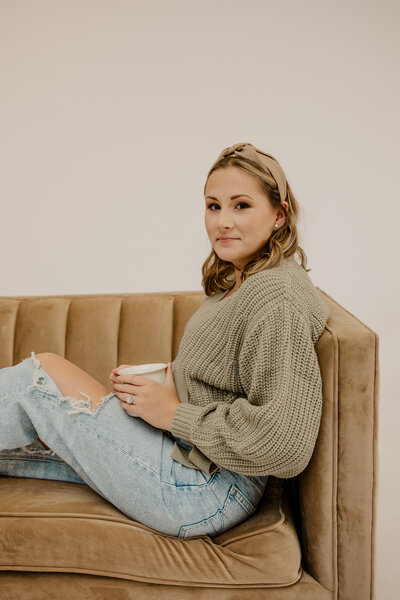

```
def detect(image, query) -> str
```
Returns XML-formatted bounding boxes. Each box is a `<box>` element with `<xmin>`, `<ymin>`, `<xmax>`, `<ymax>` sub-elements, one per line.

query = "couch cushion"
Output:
<box><xmin>0</xmin><ymin>475</ymin><xmax>301</xmax><ymax>588</ymax></box>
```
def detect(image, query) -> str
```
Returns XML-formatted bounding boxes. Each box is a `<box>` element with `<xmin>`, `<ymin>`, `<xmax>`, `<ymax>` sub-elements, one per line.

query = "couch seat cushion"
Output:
<box><xmin>0</xmin><ymin>475</ymin><xmax>301</xmax><ymax>588</ymax></box>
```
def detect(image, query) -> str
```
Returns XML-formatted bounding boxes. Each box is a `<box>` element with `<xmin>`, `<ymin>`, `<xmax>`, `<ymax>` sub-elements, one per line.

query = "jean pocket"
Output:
<box><xmin>178</xmin><ymin>484</ymin><xmax>257</xmax><ymax>539</ymax></box>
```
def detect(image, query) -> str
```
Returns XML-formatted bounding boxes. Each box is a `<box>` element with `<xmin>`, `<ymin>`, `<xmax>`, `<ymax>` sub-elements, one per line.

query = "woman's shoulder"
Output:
<box><xmin>236</xmin><ymin>256</ymin><xmax>330</xmax><ymax>341</ymax></box>
<box><xmin>242</xmin><ymin>256</ymin><xmax>323</xmax><ymax>302</ymax></box>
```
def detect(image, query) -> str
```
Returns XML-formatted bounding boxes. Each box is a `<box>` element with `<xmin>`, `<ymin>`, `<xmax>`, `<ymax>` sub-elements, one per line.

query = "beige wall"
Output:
<box><xmin>0</xmin><ymin>1</ymin><xmax>398</xmax><ymax>597</ymax></box>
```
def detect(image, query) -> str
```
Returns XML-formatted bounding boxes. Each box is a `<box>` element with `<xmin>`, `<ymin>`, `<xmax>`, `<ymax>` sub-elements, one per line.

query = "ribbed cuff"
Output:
<box><xmin>170</xmin><ymin>404</ymin><xmax>204</xmax><ymax>442</ymax></box>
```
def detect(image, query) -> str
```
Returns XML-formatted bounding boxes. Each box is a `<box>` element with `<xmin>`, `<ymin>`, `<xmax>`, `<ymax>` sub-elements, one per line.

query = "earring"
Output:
<box><xmin>274</xmin><ymin>224</ymin><xmax>278</xmax><ymax>228</ymax></box>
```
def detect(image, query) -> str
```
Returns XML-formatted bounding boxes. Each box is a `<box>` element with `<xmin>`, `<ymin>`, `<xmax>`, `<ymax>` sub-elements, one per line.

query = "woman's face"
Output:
<box><xmin>204</xmin><ymin>166</ymin><xmax>288</xmax><ymax>270</ymax></box>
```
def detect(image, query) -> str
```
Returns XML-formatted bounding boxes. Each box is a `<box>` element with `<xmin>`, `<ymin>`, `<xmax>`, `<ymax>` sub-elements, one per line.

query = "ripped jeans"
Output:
<box><xmin>0</xmin><ymin>352</ymin><xmax>269</xmax><ymax>538</ymax></box>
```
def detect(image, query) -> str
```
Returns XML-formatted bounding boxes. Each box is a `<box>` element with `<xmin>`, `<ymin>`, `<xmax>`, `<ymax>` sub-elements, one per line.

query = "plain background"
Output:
<box><xmin>0</xmin><ymin>1</ymin><xmax>398</xmax><ymax>597</ymax></box>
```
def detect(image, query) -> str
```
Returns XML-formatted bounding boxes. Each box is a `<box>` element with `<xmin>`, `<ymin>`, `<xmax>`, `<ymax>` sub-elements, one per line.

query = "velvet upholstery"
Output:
<box><xmin>0</xmin><ymin>288</ymin><xmax>379</xmax><ymax>599</ymax></box>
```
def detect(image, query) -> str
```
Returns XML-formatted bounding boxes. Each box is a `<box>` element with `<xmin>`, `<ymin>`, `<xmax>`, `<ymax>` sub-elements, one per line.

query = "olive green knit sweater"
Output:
<box><xmin>170</xmin><ymin>255</ymin><xmax>329</xmax><ymax>478</ymax></box>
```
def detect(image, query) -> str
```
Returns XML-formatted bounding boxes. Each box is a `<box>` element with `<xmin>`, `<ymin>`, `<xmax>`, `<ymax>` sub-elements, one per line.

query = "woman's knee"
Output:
<box><xmin>34</xmin><ymin>353</ymin><xmax>111</xmax><ymax>414</ymax></box>
<box><xmin>36</xmin><ymin>352</ymin><xmax>60</xmax><ymax>364</ymax></box>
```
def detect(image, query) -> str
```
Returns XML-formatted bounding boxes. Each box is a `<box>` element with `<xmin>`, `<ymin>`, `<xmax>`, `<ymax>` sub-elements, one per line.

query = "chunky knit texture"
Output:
<box><xmin>170</xmin><ymin>255</ymin><xmax>330</xmax><ymax>478</ymax></box>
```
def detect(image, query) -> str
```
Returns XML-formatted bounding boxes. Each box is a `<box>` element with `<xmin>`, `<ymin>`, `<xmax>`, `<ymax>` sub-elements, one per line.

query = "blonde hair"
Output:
<box><xmin>201</xmin><ymin>151</ymin><xmax>310</xmax><ymax>296</ymax></box>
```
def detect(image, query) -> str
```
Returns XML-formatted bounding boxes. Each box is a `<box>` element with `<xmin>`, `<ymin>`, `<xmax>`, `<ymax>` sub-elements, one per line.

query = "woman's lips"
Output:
<box><xmin>218</xmin><ymin>238</ymin><xmax>239</xmax><ymax>242</ymax></box>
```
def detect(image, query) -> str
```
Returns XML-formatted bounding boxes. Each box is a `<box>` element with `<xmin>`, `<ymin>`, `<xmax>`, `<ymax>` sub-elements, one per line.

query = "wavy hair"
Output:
<box><xmin>201</xmin><ymin>151</ymin><xmax>310</xmax><ymax>296</ymax></box>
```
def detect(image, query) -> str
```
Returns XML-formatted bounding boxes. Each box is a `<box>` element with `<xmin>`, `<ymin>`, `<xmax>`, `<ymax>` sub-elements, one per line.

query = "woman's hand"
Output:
<box><xmin>109</xmin><ymin>363</ymin><xmax>181</xmax><ymax>431</ymax></box>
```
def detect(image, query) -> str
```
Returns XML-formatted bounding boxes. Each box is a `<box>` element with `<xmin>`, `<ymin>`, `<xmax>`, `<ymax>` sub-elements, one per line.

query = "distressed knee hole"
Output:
<box><xmin>26</xmin><ymin>351</ymin><xmax>113</xmax><ymax>416</ymax></box>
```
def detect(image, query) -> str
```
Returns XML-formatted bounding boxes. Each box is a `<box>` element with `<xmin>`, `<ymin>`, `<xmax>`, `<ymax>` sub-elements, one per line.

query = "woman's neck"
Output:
<box><xmin>233</xmin><ymin>265</ymin><xmax>242</xmax><ymax>290</ymax></box>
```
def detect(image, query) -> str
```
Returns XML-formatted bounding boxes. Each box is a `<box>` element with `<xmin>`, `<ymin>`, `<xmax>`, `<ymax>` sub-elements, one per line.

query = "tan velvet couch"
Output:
<box><xmin>0</xmin><ymin>287</ymin><xmax>379</xmax><ymax>599</ymax></box>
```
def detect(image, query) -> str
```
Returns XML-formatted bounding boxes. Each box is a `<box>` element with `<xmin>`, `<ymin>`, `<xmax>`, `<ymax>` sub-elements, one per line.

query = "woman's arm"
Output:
<box><xmin>171</xmin><ymin>300</ymin><xmax>326</xmax><ymax>478</ymax></box>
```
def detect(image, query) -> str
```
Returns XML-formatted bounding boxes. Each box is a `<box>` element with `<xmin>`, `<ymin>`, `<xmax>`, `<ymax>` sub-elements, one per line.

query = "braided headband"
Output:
<box><xmin>216</xmin><ymin>142</ymin><xmax>287</xmax><ymax>205</ymax></box>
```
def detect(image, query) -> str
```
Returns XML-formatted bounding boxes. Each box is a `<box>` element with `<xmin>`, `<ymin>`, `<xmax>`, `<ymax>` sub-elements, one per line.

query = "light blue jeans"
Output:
<box><xmin>0</xmin><ymin>352</ymin><xmax>269</xmax><ymax>538</ymax></box>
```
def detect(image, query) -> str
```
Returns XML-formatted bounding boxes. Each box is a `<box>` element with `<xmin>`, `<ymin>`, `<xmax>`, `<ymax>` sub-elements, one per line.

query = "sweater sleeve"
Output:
<box><xmin>170</xmin><ymin>300</ymin><xmax>326</xmax><ymax>478</ymax></box>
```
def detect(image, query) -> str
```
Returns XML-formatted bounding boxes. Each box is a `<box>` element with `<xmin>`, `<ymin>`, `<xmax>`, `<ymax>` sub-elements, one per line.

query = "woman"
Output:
<box><xmin>0</xmin><ymin>142</ymin><xmax>329</xmax><ymax>538</ymax></box>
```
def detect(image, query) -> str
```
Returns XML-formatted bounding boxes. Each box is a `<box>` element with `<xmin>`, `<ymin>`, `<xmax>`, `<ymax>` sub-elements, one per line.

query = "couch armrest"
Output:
<box><xmin>293</xmin><ymin>290</ymin><xmax>379</xmax><ymax>600</ymax></box>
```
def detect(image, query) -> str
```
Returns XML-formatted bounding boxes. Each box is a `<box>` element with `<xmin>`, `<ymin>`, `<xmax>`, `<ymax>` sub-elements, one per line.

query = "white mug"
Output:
<box><xmin>117</xmin><ymin>363</ymin><xmax>167</xmax><ymax>383</ymax></box>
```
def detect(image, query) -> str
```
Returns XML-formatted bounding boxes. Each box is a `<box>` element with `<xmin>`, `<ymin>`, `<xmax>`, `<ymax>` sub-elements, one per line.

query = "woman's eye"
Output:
<box><xmin>207</xmin><ymin>202</ymin><xmax>249</xmax><ymax>210</ymax></box>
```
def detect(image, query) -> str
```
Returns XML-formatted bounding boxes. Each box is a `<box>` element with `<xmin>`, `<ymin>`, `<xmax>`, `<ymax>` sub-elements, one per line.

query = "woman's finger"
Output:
<box><xmin>112</xmin><ymin>373</ymin><xmax>148</xmax><ymax>386</ymax></box>
<box><xmin>113</xmin><ymin>382</ymin><xmax>140</xmax><ymax>394</ymax></box>
<box><xmin>110</xmin><ymin>368</ymin><xmax>134</xmax><ymax>383</ymax></box>
<box><xmin>110</xmin><ymin>365</ymin><xmax>132</xmax><ymax>378</ymax></box>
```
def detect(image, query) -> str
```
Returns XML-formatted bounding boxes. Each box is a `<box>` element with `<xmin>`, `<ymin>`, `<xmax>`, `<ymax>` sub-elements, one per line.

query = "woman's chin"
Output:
<box><xmin>216</xmin><ymin>252</ymin><xmax>236</xmax><ymax>262</ymax></box>
<box><xmin>217</xmin><ymin>254</ymin><xmax>244</xmax><ymax>268</ymax></box>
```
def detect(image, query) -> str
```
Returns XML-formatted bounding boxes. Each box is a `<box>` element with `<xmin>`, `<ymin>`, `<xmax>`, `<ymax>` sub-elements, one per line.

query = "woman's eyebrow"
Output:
<box><xmin>205</xmin><ymin>194</ymin><xmax>252</xmax><ymax>201</ymax></box>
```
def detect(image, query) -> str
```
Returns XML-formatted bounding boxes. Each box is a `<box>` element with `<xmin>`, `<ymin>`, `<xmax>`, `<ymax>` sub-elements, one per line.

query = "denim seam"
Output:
<box><xmin>178</xmin><ymin>504</ymin><xmax>223</xmax><ymax>537</ymax></box>
<box><xmin>178</xmin><ymin>484</ymin><xmax>237</xmax><ymax>538</ymax></box>
<box><xmin>53</xmin><ymin>410</ymin><xmax>162</xmax><ymax>479</ymax></box>
<box><xmin>160</xmin><ymin>471</ymin><xmax>218</xmax><ymax>489</ymax></box>
<box><xmin>16</xmin><ymin>457</ymin><xmax>65</xmax><ymax>463</ymax></box>
<box><xmin>79</xmin><ymin>423</ymin><xmax>162</xmax><ymax>479</ymax></box>
<box><xmin>230</xmin><ymin>485</ymin><xmax>257</xmax><ymax>514</ymax></box>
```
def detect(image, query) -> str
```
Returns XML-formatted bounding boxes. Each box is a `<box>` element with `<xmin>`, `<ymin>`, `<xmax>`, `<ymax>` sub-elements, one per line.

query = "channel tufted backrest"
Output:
<box><xmin>0</xmin><ymin>292</ymin><xmax>204</xmax><ymax>389</ymax></box>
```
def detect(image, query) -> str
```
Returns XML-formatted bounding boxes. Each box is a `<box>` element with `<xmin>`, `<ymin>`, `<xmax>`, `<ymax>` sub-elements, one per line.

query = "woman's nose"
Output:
<box><xmin>216</xmin><ymin>208</ymin><xmax>235</xmax><ymax>228</ymax></box>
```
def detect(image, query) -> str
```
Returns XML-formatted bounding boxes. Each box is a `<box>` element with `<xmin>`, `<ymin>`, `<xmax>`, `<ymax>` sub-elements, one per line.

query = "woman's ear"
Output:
<box><xmin>274</xmin><ymin>204</ymin><xmax>287</xmax><ymax>228</ymax></box>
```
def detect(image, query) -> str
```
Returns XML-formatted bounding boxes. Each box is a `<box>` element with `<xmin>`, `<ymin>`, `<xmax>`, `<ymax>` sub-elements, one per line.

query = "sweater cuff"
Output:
<box><xmin>170</xmin><ymin>404</ymin><xmax>204</xmax><ymax>442</ymax></box>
